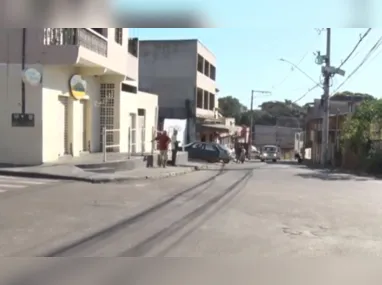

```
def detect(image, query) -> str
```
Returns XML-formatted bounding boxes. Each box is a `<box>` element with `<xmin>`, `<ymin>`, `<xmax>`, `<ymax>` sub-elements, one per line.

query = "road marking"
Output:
<box><xmin>0</xmin><ymin>184</ymin><xmax>25</xmax><ymax>188</ymax></box>
<box><xmin>0</xmin><ymin>189</ymin><xmax>7</xmax><ymax>193</ymax></box>
<box><xmin>0</xmin><ymin>179</ymin><xmax>47</xmax><ymax>185</ymax></box>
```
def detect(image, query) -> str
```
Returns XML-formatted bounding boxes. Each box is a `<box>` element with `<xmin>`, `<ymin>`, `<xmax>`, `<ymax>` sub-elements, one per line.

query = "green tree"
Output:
<box><xmin>218</xmin><ymin>96</ymin><xmax>306</xmax><ymax>127</ymax></box>
<box><xmin>331</xmin><ymin>91</ymin><xmax>374</xmax><ymax>102</ymax></box>
<box><xmin>218</xmin><ymin>96</ymin><xmax>247</xmax><ymax>122</ymax></box>
<box><xmin>341</xmin><ymin>99</ymin><xmax>382</xmax><ymax>173</ymax></box>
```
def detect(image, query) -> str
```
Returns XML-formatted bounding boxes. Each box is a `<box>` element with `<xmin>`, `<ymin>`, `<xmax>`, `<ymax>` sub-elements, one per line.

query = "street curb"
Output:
<box><xmin>0</xmin><ymin>164</ymin><xmax>221</xmax><ymax>184</ymax></box>
<box><xmin>0</xmin><ymin>170</ymin><xmax>94</xmax><ymax>183</ymax></box>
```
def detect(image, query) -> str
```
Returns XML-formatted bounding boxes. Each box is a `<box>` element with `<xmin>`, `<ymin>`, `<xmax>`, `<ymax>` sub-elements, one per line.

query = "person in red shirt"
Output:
<box><xmin>153</xmin><ymin>131</ymin><xmax>171</xmax><ymax>168</ymax></box>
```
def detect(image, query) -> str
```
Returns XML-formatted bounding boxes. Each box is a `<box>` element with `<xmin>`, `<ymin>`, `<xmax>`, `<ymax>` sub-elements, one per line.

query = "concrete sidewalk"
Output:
<box><xmin>0</xmin><ymin>162</ymin><xmax>222</xmax><ymax>183</ymax></box>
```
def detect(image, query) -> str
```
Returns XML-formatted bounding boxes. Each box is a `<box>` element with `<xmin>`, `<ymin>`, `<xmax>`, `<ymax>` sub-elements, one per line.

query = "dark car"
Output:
<box><xmin>184</xmin><ymin>142</ymin><xmax>231</xmax><ymax>163</ymax></box>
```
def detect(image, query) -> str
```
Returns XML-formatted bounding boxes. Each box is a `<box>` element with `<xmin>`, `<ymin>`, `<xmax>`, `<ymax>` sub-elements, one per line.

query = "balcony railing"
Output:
<box><xmin>43</xmin><ymin>28</ymin><xmax>108</xmax><ymax>57</ymax></box>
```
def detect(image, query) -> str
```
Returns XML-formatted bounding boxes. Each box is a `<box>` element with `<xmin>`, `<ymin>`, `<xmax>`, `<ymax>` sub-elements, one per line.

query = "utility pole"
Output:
<box><xmin>248</xmin><ymin>90</ymin><xmax>254</xmax><ymax>157</ymax></box>
<box><xmin>248</xmin><ymin>90</ymin><xmax>271</xmax><ymax>157</ymax></box>
<box><xmin>321</xmin><ymin>28</ymin><xmax>331</xmax><ymax>166</ymax></box>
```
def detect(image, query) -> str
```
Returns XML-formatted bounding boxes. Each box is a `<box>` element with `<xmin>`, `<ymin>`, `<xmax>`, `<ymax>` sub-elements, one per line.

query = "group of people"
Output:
<box><xmin>228</xmin><ymin>143</ymin><xmax>247</xmax><ymax>163</ymax></box>
<box><xmin>153</xmin><ymin>130</ymin><xmax>179</xmax><ymax>168</ymax></box>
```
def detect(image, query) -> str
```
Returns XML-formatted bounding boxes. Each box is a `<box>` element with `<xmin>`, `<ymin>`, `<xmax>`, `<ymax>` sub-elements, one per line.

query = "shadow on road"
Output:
<box><xmin>295</xmin><ymin>171</ymin><xmax>370</xmax><ymax>181</ymax></box>
<box><xmin>119</xmin><ymin>169</ymin><xmax>253</xmax><ymax>257</ymax></box>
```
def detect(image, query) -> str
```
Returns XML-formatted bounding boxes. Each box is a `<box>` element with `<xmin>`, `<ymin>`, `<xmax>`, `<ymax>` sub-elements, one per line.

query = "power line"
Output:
<box><xmin>332</xmin><ymin>35</ymin><xmax>382</xmax><ymax>94</ymax></box>
<box><xmin>292</xmin><ymin>84</ymin><xmax>321</xmax><ymax>104</ymax></box>
<box><xmin>337</xmin><ymin>28</ymin><xmax>372</xmax><ymax>70</ymax></box>
<box><xmin>272</xmin><ymin>30</ymin><xmax>323</xmax><ymax>90</ymax></box>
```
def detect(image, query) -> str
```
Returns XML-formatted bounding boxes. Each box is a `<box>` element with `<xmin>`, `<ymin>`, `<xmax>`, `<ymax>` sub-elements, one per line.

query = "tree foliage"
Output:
<box><xmin>341</xmin><ymin>98</ymin><xmax>382</xmax><ymax>173</ymax></box>
<box><xmin>331</xmin><ymin>91</ymin><xmax>374</xmax><ymax>102</ymax></box>
<box><xmin>218</xmin><ymin>96</ymin><xmax>306</xmax><ymax>127</ymax></box>
<box><xmin>218</xmin><ymin>96</ymin><xmax>247</xmax><ymax>120</ymax></box>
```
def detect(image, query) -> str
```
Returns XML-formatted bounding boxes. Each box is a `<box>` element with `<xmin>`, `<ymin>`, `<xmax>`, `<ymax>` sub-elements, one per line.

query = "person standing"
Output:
<box><xmin>171</xmin><ymin>129</ymin><xmax>179</xmax><ymax>166</ymax></box>
<box><xmin>153</xmin><ymin>130</ymin><xmax>171</xmax><ymax>168</ymax></box>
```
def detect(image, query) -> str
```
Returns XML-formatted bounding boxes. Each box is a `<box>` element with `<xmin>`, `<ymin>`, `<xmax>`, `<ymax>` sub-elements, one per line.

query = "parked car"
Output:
<box><xmin>184</xmin><ymin>142</ymin><xmax>231</xmax><ymax>163</ymax></box>
<box><xmin>260</xmin><ymin>145</ymin><xmax>281</xmax><ymax>162</ymax></box>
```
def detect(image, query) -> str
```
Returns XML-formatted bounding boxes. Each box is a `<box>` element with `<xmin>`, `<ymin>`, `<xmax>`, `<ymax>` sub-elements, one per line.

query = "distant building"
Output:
<box><xmin>304</xmin><ymin>98</ymin><xmax>364</xmax><ymax>165</ymax></box>
<box><xmin>254</xmin><ymin>125</ymin><xmax>301</xmax><ymax>150</ymax></box>
<box><xmin>138</xmin><ymin>39</ymin><xmax>219</xmax><ymax>142</ymax></box>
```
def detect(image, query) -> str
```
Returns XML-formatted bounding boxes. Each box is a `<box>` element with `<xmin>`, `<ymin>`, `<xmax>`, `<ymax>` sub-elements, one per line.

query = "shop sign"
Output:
<box><xmin>69</xmin><ymin>74</ymin><xmax>87</xmax><ymax>100</ymax></box>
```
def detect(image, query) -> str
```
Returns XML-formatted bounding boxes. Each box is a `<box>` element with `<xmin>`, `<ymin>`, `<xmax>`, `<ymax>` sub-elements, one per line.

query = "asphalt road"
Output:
<box><xmin>2</xmin><ymin>161</ymin><xmax>382</xmax><ymax>284</ymax></box>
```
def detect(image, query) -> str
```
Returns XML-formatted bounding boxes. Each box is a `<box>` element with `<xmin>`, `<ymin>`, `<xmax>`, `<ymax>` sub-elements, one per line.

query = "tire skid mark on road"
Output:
<box><xmin>119</xmin><ymin>170</ymin><xmax>253</xmax><ymax>257</ymax></box>
<box><xmin>155</xmin><ymin>170</ymin><xmax>254</xmax><ymax>257</ymax></box>
<box><xmin>43</xmin><ymin>168</ymin><xmax>227</xmax><ymax>257</ymax></box>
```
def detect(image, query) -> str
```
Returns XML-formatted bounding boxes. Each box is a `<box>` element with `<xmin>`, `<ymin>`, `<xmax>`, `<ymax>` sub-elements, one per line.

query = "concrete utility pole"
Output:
<box><xmin>249</xmin><ymin>90</ymin><xmax>254</xmax><ymax>148</ymax></box>
<box><xmin>321</xmin><ymin>28</ymin><xmax>331</xmax><ymax>166</ymax></box>
<box><xmin>248</xmin><ymin>90</ymin><xmax>271</xmax><ymax>156</ymax></box>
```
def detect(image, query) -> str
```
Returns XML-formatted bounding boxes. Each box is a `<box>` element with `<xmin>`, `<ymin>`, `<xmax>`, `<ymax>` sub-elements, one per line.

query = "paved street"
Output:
<box><xmin>2</xmin><ymin>162</ymin><xmax>382</xmax><ymax>283</ymax></box>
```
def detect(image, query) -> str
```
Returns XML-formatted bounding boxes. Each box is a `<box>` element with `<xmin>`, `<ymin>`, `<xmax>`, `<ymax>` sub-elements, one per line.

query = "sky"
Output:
<box><xmin>133</xmin><ymin>28</ymin><xmax>382</xmax><ymax>108</ymax></box>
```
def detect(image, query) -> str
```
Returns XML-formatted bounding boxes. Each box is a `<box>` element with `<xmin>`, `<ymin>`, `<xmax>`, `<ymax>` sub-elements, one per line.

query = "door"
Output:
<box><xmin>79</xmin><ymin>100</ymin><xmax>87</xmax><ymax>151</ymax></box>
<box><xmin>202</xmin><ymin>143</ymin><xmax>220</xmax><ymax>162</ymax></box>
<box><xmin>187</xmin><ymin>142</ymin><xmax>203</xmax><ymax>159</ymax></box>
<box><xmin>58</xmin><ymin>96</ymin><xmax>69</xmax><ymax>156</ymax></box>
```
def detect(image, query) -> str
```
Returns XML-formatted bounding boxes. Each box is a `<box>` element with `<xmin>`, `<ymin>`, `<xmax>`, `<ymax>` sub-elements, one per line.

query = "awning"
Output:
<box><xmin>201</xmin><ymin>124</ymin><xmax>231</xmax><ymax>131</ymax></box>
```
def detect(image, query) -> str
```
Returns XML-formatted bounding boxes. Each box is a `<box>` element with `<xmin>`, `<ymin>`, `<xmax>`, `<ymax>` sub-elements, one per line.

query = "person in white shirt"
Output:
<box><xmin>171</xmin><ymin>130</ymin><xmax>179</xmax><ymax>166</ymax></box>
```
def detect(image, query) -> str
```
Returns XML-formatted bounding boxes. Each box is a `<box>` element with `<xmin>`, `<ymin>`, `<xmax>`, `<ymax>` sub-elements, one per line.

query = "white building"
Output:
<box><xmin>0</xmin><ymin>28</ymin><xmax>158</xmax><ymax>165</ymax></box>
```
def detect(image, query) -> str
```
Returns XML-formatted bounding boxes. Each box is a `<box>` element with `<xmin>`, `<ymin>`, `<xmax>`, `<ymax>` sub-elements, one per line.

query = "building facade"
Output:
<box><xmin>0</xmin><ymin>28</ymin><xmax>158</xmax><ymax>165</ymax></box>
<box><xmin>304</xmin><ymin>99</ymin><xmax>363</xmax><ymax>165</ymax></box>
<box><xmin>138</xmin><ymin>39</ymin><xmax>218</xmax><ymax>142</ymax></box>
<box><xmin>254</xmin><ymin>125</ymin><xmax>300</xmax><ymax>150</ymax></box>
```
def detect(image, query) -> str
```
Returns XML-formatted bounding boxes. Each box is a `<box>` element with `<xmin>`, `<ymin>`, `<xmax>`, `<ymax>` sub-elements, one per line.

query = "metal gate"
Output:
<box><xmin>99</xmin><ymin>83</ymin><xmax>116</xmax><ymax>152</ymax></box>
<box><xmin>128</xmin><ymin>113</ymin><xmax>137</xmax><ymax>154</ymax></box>
<box><xmin>138</xmin><ymin>113</ymin><xmax>145</xmax><ymax>154</ymax></box>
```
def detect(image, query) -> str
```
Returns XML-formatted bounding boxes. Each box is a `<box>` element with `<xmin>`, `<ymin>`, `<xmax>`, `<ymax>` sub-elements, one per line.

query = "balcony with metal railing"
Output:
<box><xmin>43</xmin><ymin>28</ymin><xmax>108</xmax><ymax>57</ymax></box>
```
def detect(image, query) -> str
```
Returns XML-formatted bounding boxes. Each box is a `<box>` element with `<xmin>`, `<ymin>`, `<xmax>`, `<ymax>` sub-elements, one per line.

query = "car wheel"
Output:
<box><xmin>272</xmin><ymin>159</ymin><xmax>277</xmax><ymax>162</ymax></box>
<box><xmin>260</xmin><ymin>159</ymin><xmax>264</xmax><ymax>162</ymax></box>
<box><xmin>223</xmin><ymin>159</ymin><xmax>230</xmax><ymax>164</ymax></box>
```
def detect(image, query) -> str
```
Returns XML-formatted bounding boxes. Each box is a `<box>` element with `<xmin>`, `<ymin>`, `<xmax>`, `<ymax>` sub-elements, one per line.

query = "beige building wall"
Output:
<box><xmin>196</xmin><ymin>41</ymin><xmax>217</xmax><ymax>119</ymax></box>
<box><xmin>0</xmin><ymin>28</ymin><xmax>157</xmax><ymax>165</ymax></box>
<box><xmin>0</xmin><ymin>63</ymin><xmax>43</xmax><ymax>165</ymax></box>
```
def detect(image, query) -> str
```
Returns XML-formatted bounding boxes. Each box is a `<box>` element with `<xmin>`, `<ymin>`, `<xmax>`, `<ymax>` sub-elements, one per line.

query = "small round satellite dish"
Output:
<box><xmin>22</xmin><ymin>68</ymin><xmax>42</xmax><ymax>86</ymax></box>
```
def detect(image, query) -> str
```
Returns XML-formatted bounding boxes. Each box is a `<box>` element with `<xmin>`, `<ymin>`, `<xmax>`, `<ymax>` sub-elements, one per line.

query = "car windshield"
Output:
<box><xmin>263</xmin><ymin>146</ymin><xmax>277</xmax><ymax>152</ymax></box>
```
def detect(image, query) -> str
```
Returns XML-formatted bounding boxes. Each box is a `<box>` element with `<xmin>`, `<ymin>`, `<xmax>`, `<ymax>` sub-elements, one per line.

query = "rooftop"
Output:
<box><xmin>139</xmin><ymin>39</ymin><xmax>215</xmax><ymax>58</ymax></box>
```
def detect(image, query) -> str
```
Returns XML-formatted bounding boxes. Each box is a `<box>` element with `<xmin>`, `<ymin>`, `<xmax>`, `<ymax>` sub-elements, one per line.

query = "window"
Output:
<box><xmin>121</xmin><ymin>83</ymin><xmax>137</xmax><ymax>94</ymax></box>
<box><xmin>203</xmin><ymin>90</ymin><xmax>209</xmax><ymax>109</ymax></box>
<box><xmin>114</xmin><ymin>28</ymin><xmax>123</xmax><ymax>45</ymax></box>
<box><xmin>128</xmin><ymin>38</ymin><xmax>139</xmax><ymax>57</ymax></box>
<box><xmin>190</xmin><ymin>143</ymin><xmax>203</xmax><ymax>148</ymax></box>
<box><xmin>209</xmin><ymin>93</ymin><xmax>215</xmax><ymax>110</ymax></box>
<box><xmin>91</xmin><ymin>28</ymin><xmax>105</xmax><ymax>36</ymax></box>
<box><xmin>204</xmin><ymin>60</ymin><xmax>210</xmax><ymax>77</ymax></box>
<box><xmin>263</xmin><ymin>146</ymin><xmax>277</xmax><ymax>152</ymax></box>
<box><xmin>210</xmin><ymin>65</ymin><xmax>216</xmax><ymax>80</ymax></box>
<box><xmin>138</xmin><ymin>109</ymin><xmax>145</xmax><ymax>116</ymax></box>
<box><xmin>197</xmin><ymin>54</ymin><xmax>204</xmax><ymax>73</ymax></box>
<box><xmin>203</xmin><ymin>143</ymin><xmax>216</xmax><ymax>152</ymax></box>
<box><xmin>196</xmin><ymin>88</ymin><xmax>203</xmax><ymax>108</ymax></box>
